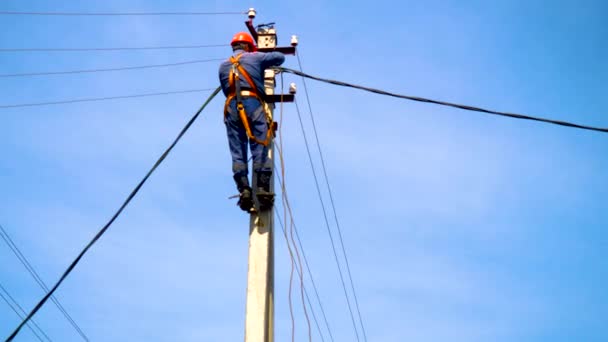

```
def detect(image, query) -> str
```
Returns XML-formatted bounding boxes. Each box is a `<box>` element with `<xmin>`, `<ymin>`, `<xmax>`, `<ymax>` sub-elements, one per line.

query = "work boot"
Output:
<box><xmin>238</xmin><ymin>187</ymin><xmax>254</xmax><ymax>212</ymax></box>
<box><xmin>256</xmin><ymin>170</ymin><xmax>274</xmax><ymax>211</ymax></box>
<box><xmin>234</xmin><ymin>172</ymin><xmax>254</xmax><ymax>212</ymax></box>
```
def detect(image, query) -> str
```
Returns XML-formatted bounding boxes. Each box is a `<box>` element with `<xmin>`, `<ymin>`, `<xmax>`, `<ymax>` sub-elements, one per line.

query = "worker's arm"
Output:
<box><xmin>260</xmin><ymin>51</ymin><xmax>285</xmax><ymax>69</ymax></box>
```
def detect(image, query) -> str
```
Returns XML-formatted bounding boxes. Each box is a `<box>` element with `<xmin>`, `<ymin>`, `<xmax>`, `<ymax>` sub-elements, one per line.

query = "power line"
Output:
<box><xmin>0</xmin><ymin>44</ymin><xmax>228</xmax><ymax>52</ymax></box>
<box><xmin>0</xmin><ymin>224</ymin><xmax>89</xmax><ymax>340</ymax></box>
<box><xmin>279</xmin><ymin>59</ymin><xmax>362</xmax><ymax>342</ymax></box>
<box><xmin>278</xmin><ymin>67</ymin><xmax>608</xmax><ymax>134</ymax></box>
<box><xmin>291</xmin><ymin>97</ymin><xmax>362</xmax><ymax>342</ymax></box>
<box><xmin>0</xmin><ymin>88</ymin><xmax>215</xmax><ymax>109</ymax></box>
<box><xmin>0</xmin><ymin>284</ymin><xmax>49</xmax><ymax>342</ymax></box>
<box><xmin>274</xmin><ymin>144</ymin><xmax>336</xmax><ymax>342</ymax></box>
<box><xmin>5</xmin><ymin>86</ymin><xmax>222</xmax><ymax>342</ymax></box>
<box><xmin>277</xmin><ymin>78</ymin><xmax>312</xmax><ymax>342</ymax></box>
<box><xmin>295</xmin><ymin>54</ymin><xmax>369</xmax><ymax>341</ymax></box>
<box><xmin>273</xmin><ymin>155</ymin><xmax>333</xmax><ymax>342</ymax></box>
<box><xmin>0</xmin><ymin>58</ymin><xmax>224</xmax><ymax>77</ymax></box>
<box><xmin>274</xmin><ymin>208</ymin><xmax>326</xmax><ymax>342</ymax></box>
<box><xmin>0</xmin><ymin>11</ymin><xmax>244</xmax><ymax>16</ymax></box>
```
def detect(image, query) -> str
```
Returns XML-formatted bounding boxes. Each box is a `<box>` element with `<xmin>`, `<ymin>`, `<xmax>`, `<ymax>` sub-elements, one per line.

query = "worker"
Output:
<box><xmin>219</xmin><ymin>32</ymin><xmax>285</xmax><ymax>212</ymax></box>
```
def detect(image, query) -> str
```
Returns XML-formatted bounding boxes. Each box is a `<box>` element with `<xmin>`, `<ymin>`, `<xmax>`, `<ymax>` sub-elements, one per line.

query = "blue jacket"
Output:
<box><xmin>218</xmin><ymin>49</ymin><xmax>285</xmax><ymax>97</ymax></box>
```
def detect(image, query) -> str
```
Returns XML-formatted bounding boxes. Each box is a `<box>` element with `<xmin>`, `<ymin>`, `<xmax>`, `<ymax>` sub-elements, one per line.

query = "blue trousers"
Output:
<box><xmin>225</xmin><ymin>97</ymin><xmax>271</xmax><ymax>178</ymax></box>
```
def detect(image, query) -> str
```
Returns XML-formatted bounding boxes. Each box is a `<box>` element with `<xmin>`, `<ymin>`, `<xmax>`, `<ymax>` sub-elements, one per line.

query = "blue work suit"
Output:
<box><xmin>218</xmin><ymin>49</ymin><xmax>285</xmax><ymax>178</ymax></box>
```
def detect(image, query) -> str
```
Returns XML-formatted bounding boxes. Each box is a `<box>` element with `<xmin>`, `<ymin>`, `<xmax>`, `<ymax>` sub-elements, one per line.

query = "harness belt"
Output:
<box><xmin>224</xmin><ymin>54</ymin><xmax>273</xmax><ymax>147</ymax></box>
<box><xmin>239</xmin><ymin>90</ymin><xmax>257</xmax><ymax>97</ymax></box>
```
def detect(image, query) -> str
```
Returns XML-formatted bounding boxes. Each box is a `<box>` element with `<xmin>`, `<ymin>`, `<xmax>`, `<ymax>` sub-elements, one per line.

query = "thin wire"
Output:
<box><xmin>290</xmin><ymin>221</ymin><xmax>335</xmax><ymax>342</ymax></box>
<box><xmin>0</xmin><ymin>11</ymin><xmax>245</xmax><ymax>16</ymax></box>
<box><xmin>277</xmin><ymin>77</ymin><xmax>313</xmax><ymax>342</ymax></box>
<box><xmin>0</xmin><ymin>224</ymin><xmax>89</xmax><ymax>340</ymax></box>
<box><xmin>274</xmin><ymin>208</ymin><xmax>326</xmax><ymax>342</ymax></box>
<box><xmin>274</xmin><ymin>145</ymin><xmax>335</xmax><ymax>342</ymax></box>
<box><xmin>278</xmin><ymin>67</ymin><xmax>608</xmax><ymax>134</ymax></box>
<box><xmin>0</xmin><ymin>284</ymin><xmax>52</xmax><ymax>342</ymax></box>
<box><xmin>0</xmin><ymin>58</ymin><xmax>224</xmax><ymax>77</ymax></box>
<box><xmin>273</xmin><ymin>157</ymin><xmax>325</xmax><ymax>342</ymax></box>
<box><xmin>295</xmin><ymin>54</ymin><xmax>369</xmax><ymax>341</ymax></box>
<box><xmin>5</xmin><ymin>86</ymin><xmax>222</xmax><ymax>342</ymax></box>
<box><xmin>0</xmin><ymin>286</ymin><xmax>47</xmax><ymax>342</ymax></box>
<box><xmin>277</xmin><ymin>104</ymin><xmax>297</xmax><ymax>342</ymax></box>
<box><xmin>0</xmin><ymin>88</ymin><xmax>214</xmax><ymax>109</ymax></box>
<box><xmin>289</xmin><ymin>98</ymin><xmax>362</xmax><ymax>341</ymax></box>
<box><xmin>0</xmin><ymin>44</ymin><xmax>227</xmax><ymax>52</ymax></box>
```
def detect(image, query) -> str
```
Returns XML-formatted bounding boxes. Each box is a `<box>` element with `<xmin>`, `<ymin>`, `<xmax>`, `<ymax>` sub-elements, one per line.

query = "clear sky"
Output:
<box><xmin>1</xmin><ymin>0</ymin><xmax>607</xmax><ymax>341</ymax></box>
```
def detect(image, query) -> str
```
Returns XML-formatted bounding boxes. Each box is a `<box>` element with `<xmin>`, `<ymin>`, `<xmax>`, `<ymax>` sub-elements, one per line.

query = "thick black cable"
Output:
<box><xmin>278</xmin><ymin>67</ymin><xmax>608</xmax><ymax>134</ymax></box>
<box><xmin>5</xmin><ymin>86</ymin><xmax>222</xmax><ymax>342</ymax></box>
<box><xmin>0</xmin><ymin>44</ymin><xmax>227</xmax><ymax>52</ymax></box>
<box><xmin>0</xmin><ymin>88</ymin><xmax>214</xmax><ymax>109</ymax></box>
<box><xmin>295</xmin><ymin>54</ymin><xmax>369</xmax><ymax>341</ymax></box>
<box><xmin>0</xmin><ymin>286</ymin><xmax>46</xmax><ymax>342</ymax></box>
<box><xmin>274</xmin><ymin>146</ymin><xmax>336</xmax><ymax>342</ymax></box>
<box><xmin>0</xmin><ymin>11</ymin><xmax>244</xmax><ymax>16</ymax></box>
<box><xmin>0</xmin><ymin>284</ymin><xmax>52</xmax><ymax>342</ymax></box>
<box><xmin>0</xmin><ymin>58</ymin><xmax>223</xmax><ymax>77</ymax></box>
<box><xmin>0</xmin><ymin>224</ymin><xmax>89</xmax><ymax>340</ymax></box>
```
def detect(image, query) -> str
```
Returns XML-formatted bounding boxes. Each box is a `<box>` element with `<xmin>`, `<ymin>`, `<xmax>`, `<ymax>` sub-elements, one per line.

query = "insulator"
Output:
<box><xmin>248</xmin><ymin>8</ymin><xmax>256</xmax><ymax>19</ymax></box>
<box><xmin>290</xmin><ymin>35</ymin><xmax>299</xmax><ymax>47</ymax></box>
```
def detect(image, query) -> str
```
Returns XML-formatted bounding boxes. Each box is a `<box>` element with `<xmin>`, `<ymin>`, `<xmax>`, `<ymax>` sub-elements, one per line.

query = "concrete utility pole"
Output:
<box><xmin>244</xmin><ymin>69</ymin><xmax>277</xmax><ymax>342</ymax></box>
<box><xmin>243</xmin><ymin>9</ymin><xmax>296</xmax><ymax>342</ymax></box>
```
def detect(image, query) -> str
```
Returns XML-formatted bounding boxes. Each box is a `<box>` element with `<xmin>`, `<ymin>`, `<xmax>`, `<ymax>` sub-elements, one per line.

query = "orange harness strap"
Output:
<box><xmin>224</xmin><ymin>54</ymin><xmax>273</xmax><ymax>147</ymax></box>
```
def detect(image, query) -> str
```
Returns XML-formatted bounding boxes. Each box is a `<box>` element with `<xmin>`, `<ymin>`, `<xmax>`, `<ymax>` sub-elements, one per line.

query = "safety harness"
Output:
<box><xmin>224</xmin><ymin>53</ymin><xmax>273</xmax><ymax>146</ymax></box>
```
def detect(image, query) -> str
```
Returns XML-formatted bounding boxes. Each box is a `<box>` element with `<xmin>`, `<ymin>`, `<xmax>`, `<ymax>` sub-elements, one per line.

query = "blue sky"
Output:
<box><xmin>1</xmin><ymin>0</ymin><xmax>607</xmax><ymax>341</ymax></box>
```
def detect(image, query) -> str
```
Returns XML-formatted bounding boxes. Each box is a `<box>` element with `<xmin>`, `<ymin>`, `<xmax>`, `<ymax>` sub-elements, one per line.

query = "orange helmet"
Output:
<box><xmin>231</xmin><ymin>32</ymin><xmax>256</xmax><ymax>50</ymax></box>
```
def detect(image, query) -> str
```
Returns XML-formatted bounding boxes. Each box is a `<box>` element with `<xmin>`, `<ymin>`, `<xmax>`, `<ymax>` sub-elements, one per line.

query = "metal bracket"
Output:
<box><xmin>257</xmin><ymin>46</ymin><xmax>296</xmax><ymax>55</ymax></box>
<box><xmin>245</xmin><ymin>19</ymin><xmax>259</xmax><ymax>42</ymax></box>
<box><xmin>265</xmin><ymin>94</ymin><xmax>295</xmax><ymax>103</ymax></box>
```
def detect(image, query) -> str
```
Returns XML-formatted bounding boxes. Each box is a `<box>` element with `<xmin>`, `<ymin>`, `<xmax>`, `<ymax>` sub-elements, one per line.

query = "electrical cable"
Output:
<box><xmin>277</xmin><ymin>80</ymin><xmax>297</xmax><ymax>342</ymax></box>
<box><xmin>273</xmin><ymin>154</ymin><xmax>326</xmax><ymax>342</ymax></box>
<box><xmin>0</xmin><ymin>44</ymin><xmax>228</xmax><ymax>52</ymax></box>
<box><xmin>5</xmin><ymin>86</ymin><xmax>222</xmax><ymax>342</ymax></box>
<box><xmin>274</xmin><ymin>208</ymin><xmax>326</xmax><ymax>342</ymax></box>
<box><xmin>0</xmin><ymin>88</ymin><xmax>215</xmax><ymax>109</ymax></box>
<box><xmin>0</xmin><ymin>224</ymin><xmax>89</xmax><ymax>340</ymax></box>
<box><xmin>278</xmin><ymin>74</ymin><xmax>313</xmax><ymax>342</ymax></box>
<box><xmin>278</xmin><ymin>67</ymin><xmax>608</xmax><ymax>134</ymax></box>
<box><xmin>274</xmin><ymin>145</ymin><xmax>335</xmax><ymax>342</ymax></box>
<box><xmin>0</xmin><ymin>285</ymin><xmax>47</xmax><ymax>342</ymax></box>
<box><xmin>0</xmin><ymin>11</ymin><xmax>244</xmax><ymax>16</ymax></box>
<box><xmin>276</xmin><ymin>101</ymin><xmax>297</xmax><ymax>342</ymax></box>
<box><xmin>295</xmin><ymin>54</ymin><xmax>369</xmax><ymax>341</ymax></box>
<box><xmin>0</xmin><ymin>58</ymin><xmax>224</xmax><ymax>77</ymax></box>
<box><xmin>291</xmin><ymin>98</ymin><xmax>362</xmax><ymax>342</ymax></box>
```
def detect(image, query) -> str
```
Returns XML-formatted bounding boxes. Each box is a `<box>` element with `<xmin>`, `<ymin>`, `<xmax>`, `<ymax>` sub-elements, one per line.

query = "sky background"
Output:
<box><xmin>1</xmin><ymin>0</ymin><xmax>607</xmax><ymax>341</ymax></box>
